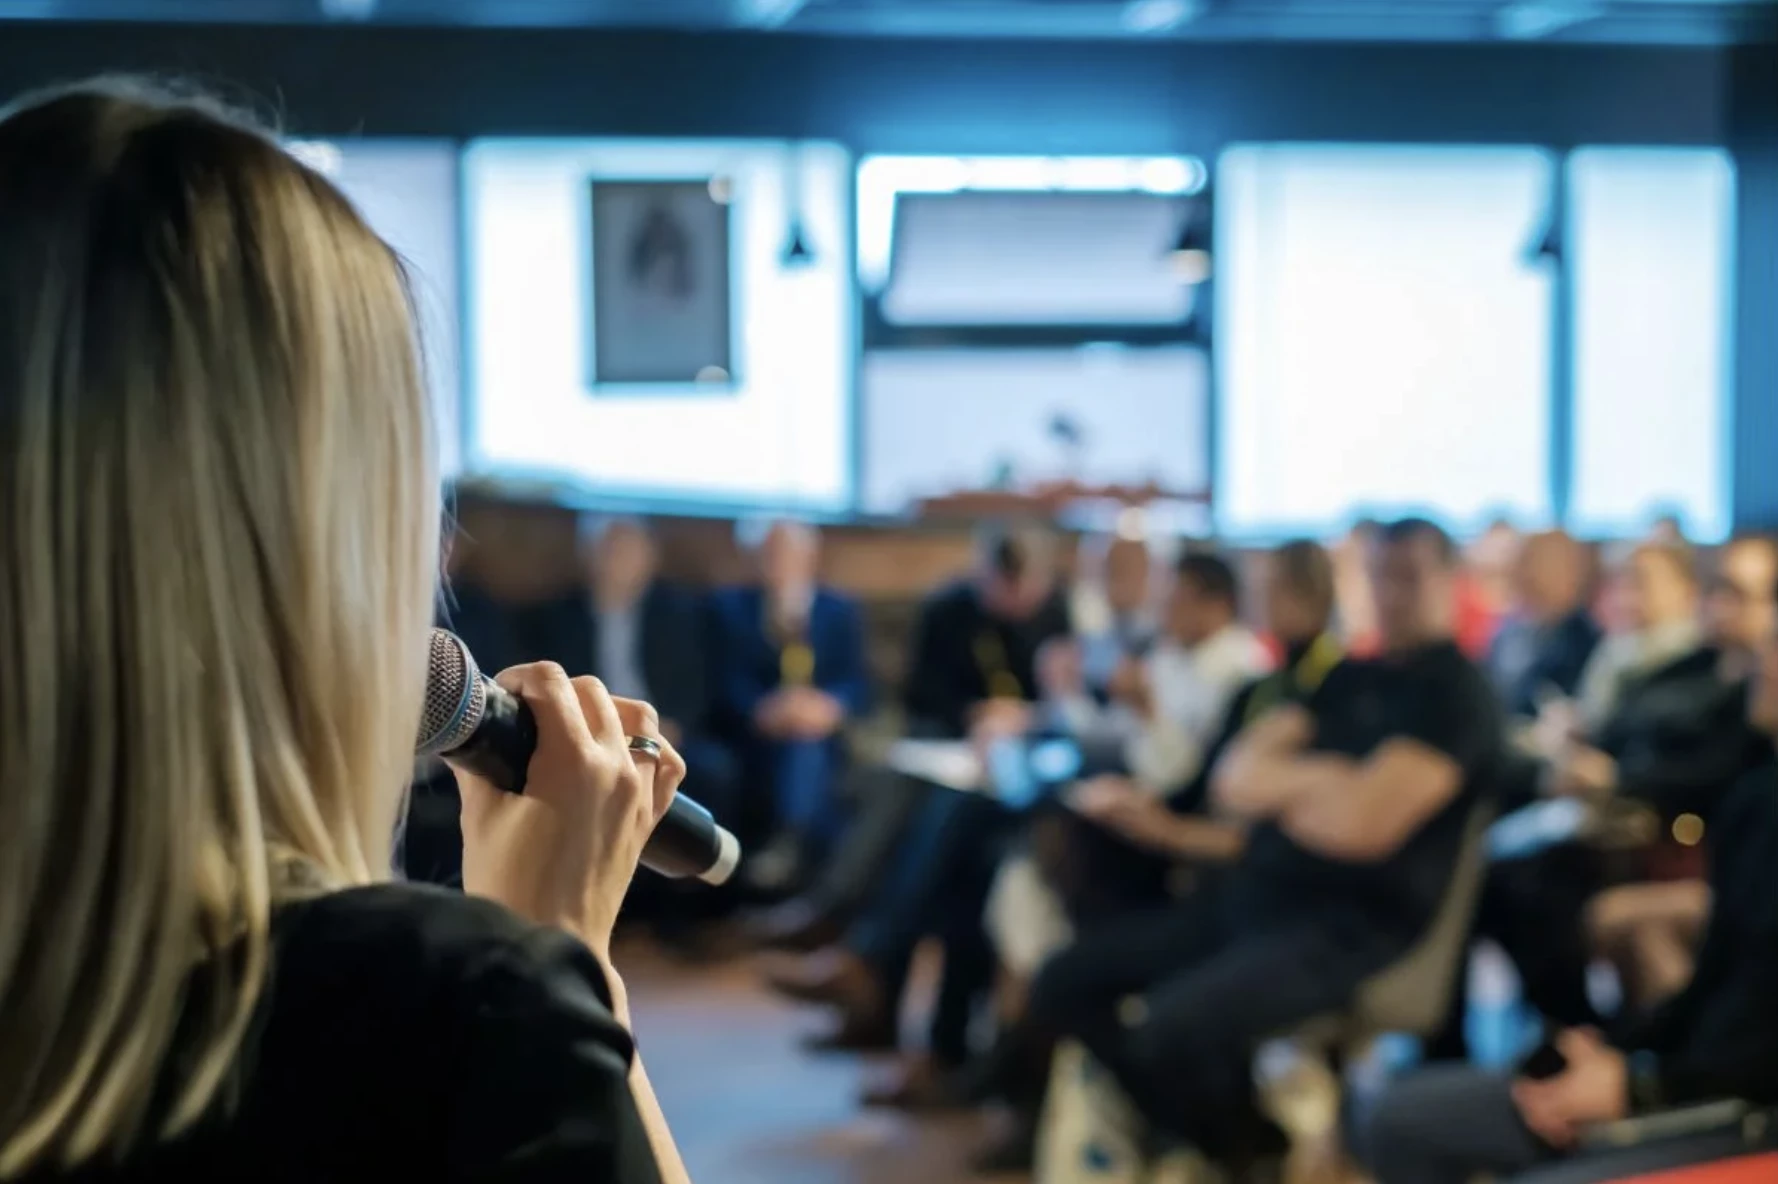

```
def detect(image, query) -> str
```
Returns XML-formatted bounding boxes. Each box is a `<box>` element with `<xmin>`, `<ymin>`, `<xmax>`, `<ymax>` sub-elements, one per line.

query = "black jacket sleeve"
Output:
<box><xmin>1627</xmin><ymin>920</ymin><xmax>1778</xmax><ymax>1109</ymax></box>
<box><xmin>1619</xmin><ymin>772</ymin><xmax>1778</xmax><ymax>1108</ymax></box>
<box><xmin>447</xmin><ymin>927</ymin><xmax>663</xmax><ymax>1182</ymax></box>
<box><xmin>902</xmin><ymin>590</ymin><xmax>975</xmax><ymax>738</ymax></box>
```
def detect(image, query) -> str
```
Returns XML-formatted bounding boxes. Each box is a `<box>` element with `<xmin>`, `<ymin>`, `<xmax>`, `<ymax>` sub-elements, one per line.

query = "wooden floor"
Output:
<box><xmin>619</xmin><ymin>942</ymin><xmax>1018</xmax><ymax>1184</ymax></box>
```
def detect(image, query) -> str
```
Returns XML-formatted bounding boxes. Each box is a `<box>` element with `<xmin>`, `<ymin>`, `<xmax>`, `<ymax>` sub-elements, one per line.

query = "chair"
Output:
<box><xmin>1255</xmin><ymin>802</ymin><xmax>1496</xmax><ymax>1181</ymax></box>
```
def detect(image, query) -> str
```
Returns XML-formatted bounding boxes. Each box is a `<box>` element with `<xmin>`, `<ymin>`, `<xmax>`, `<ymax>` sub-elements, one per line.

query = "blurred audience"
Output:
<box><xmin>1045</xmin><ymin>550</ymin><xmax>1269</xmax><ymax>795</ymax></box>
<box><xmin>707</xmin><ymin>520</ymin><xmax>871</xmax><ymax>892</ymax></box>
<box><xmin>1582</xmin><ymin>535</ymin><xmax>1778</xmax><ymax>1009</ymax></box>
<box><xmin>1331</xmin><ymin>517</ymin><xmax>1382</xmax><ymax>655</ymax></box>
<box><xmin>753</xmin><ymin>525</ymin><xmax>1070</xmax><ymax>1056</ymax></box>
<box><xmin>1057</xmin><ymin>541</ymin><xmax>1341</xmax><ymax>901</ymax></box>
<box><xmin>1369</xmin><ymin>626</ymin><xmax>1778</xmax><ymax>1184</ymax></box>
<box><xmin>417</xmin><ymin>501</ymin><xmax>1778</xmax><ymax>1184</ymax></box>
<box><xmin>1572</xmin><ymin>541</ymin><xmax>1703</xmax><ymax>735</ymax></box>
<box><xmin>1066</xmin><ymin>532</ymin><xmax>1161</xmax><ymax>694</ymax></box>
<box><xmin>905</xmin><ymin>522</ymin><xmax>1072</xmax><ymax>740</ymax></box>
<box><xmin>541</xmin><ymin>516</ymin><xmax>714</xmax><ymax>757</ymax></box>
<box><xmin>1025</xmin><ymin>518</ymin><xmax>1503</xmax><ymax>1171</ymax></box>
<box><xmin>1457</xmin><ymin>516</ymin><xmax>1519</xmax><ymax>658</ymax></box>
<box><xmin>1487</xmin><ymin>530</ymin><xmax>1602</xmax><ymax>720</ymax></box>
<box><xmin>964</xmin><ymin>540</ymin><xmax>1339</xmax><ymax>1173</ymax></box>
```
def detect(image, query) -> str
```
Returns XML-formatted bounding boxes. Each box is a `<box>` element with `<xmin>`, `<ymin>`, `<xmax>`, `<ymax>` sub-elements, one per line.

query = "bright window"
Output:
<box><xmin>1216</xmin><ymin>145</ymin><xmax>1554</xmax><ymax>537</ymax></box>
<box><xmin>861</xmin><ymin>347</ymin><xmax>1208</xmax><ymax>514</ymax></box>
<box><xmin>462</xmin><ymin>139</ymin><xmax>852</xmax><ymax>511</ymax></box>
<box><xmin>294</xmin><ymin>139</ymin><xmax>463</xmax><ymax>478</ymax></box>
<box><xmin>1567</xmin><ymin>148</ymin><xmax>1735</xmax><ymax>542</ymax></box>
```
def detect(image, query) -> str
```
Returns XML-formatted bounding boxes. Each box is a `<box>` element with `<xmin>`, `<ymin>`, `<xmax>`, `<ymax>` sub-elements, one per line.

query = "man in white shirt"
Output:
<box><xmin>1045</xmin><ymin>550</ymin><xmax>1269</xmax><ymax>793</ymax></box>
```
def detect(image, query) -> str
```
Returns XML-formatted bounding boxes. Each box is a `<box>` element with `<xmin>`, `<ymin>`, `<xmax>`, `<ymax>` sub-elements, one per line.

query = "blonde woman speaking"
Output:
<box><xmin>0</xmin><ymin>82</ymin><xmax>690</xmax><ymax>1183</ymax></box>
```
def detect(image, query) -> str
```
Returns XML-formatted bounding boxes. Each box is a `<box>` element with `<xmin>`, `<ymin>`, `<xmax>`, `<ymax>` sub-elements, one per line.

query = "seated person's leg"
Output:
<box><xmin>774</xmin><ymin>736</ymin><xmax>843</xmax><ymax>850</ymax></box>
<box><xmin>863</xmin><ymin>887</ymin><xmax>1002</xmax><ymax>1108</ymax></box>
<box><xmin>926</xmin><ymin>826</ymin><xmax>1010</xmax><ymax>1070</ymax></box>
<box><xmin>1026</xmin><ymin>898</ymin><xmax>1226</xmax><ymax>1066</ymax></box>
<box><xmin>1108</xmin><ymin>917</ymin><xmax>1402</xmax><ymax>1163</ymax></box>
<box><xmin>752</xmin><ymin>767</ymin><xmax>931</xmax><ymax>948</ymax></box>
<box><xmin>1367</xmin><ymin>1063</ymin><xmax>1552</xmax><ymax>1184</ymax></box>
<box><xmin>766</xmin><ymin>787</ymin><xmax>1001</xmax><ymax>1049</ymax></box>
<box><xmin>1586</xmin><ymin>879</ymin><xmax>1711</xmax><ymax>1012</ymax></box>
<box><xmin>740</xmin><ymin>739</ymin><xmax>834</xmax><ymax>892</ymax></box>
<box><xmin>1488</xmin><ymin>843</ymin><xmax>1606</xmax><ymax>1030</ymax></box>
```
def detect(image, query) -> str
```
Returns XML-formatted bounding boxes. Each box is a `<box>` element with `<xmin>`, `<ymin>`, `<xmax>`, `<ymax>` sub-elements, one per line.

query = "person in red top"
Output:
<box><xmin>1456</xmin><ymin>570</ymin><xmax>1504</xmax><ymax>659</ymax></box>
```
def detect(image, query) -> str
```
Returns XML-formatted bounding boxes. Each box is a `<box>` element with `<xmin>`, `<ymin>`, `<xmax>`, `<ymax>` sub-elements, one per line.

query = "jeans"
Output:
<box><xmin>847</xmin><ymin>789</ymin><xmax>1016</xmax><ymax>1062</ymax></box>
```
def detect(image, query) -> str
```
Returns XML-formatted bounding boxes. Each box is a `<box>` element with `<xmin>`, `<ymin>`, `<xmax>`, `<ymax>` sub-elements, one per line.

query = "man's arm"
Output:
<box><xmin>1129</xmin><ymin>651</ymin><xmax>1261</xmax><ymax>794</ymax></box>
<box><xmin>1148</xmin><ymin>813</ymin><xmax>1247</xmax><ymax>862</ymax></box>
<box><xmin>901</xmin><ymin>594</ymin><xmax>971</xmax><ymax>737</ymax></box>
<box><xmin>1210</xmin><ymin>704</ymin><xmax>1334</xmax><ymax>819</ymax></box>
<box><xmin>1277</xmin><ymin>738</ymin><xmax>1466</xmax><ymax>862</ymax></box>
<box><xmin>1168</xmin><ymin>680</ymin><xmax>1259</xmax><ymax>815</ymax></box>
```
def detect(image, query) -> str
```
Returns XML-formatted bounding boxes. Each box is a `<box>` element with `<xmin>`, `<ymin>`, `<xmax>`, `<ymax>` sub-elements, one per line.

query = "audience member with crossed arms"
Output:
<box><xmin>1026</xmin><ymin>518</ymin><xmax>1503</xmax><ymax>1173</ymax></box>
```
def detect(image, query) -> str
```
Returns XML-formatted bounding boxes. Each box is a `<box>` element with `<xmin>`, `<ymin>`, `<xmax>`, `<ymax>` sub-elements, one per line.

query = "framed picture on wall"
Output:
<box><xmin>589</xmin><ymin>179</ymin><xmax>736</xmax><ymax>386</ymax></box>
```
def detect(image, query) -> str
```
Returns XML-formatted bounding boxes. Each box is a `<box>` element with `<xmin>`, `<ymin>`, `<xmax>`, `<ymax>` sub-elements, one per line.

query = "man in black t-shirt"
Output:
<box><xmin>1027</xmin><ymin>518</ymin><xmax>1502</xmax><ymax>1168</ymax></box>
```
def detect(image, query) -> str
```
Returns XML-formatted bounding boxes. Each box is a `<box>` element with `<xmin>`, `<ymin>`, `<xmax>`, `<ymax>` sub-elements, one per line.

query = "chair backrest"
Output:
<box><xmin>1347</xmin><ymin>799</ymin><xmax>1496</xmax><ymax>1038</ymax></box>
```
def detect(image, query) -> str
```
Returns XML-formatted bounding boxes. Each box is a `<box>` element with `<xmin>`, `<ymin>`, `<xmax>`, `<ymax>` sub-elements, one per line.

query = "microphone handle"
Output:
<box><xmin>448</xmin><ymin>678</ymin><xmax>537</xmax><ymax>793</ymax></box>
<box><xmin>447</xmin><ymin>677</ymin><xmax>738</xmax><ymax>885</ymax></box>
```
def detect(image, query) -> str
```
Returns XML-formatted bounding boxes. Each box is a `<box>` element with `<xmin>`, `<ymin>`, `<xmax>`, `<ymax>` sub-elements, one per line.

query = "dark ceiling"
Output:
<box><xmin>2</xmin><ymin>0</ymin><xmax>1774</xmax><ymax>44</ymax></box>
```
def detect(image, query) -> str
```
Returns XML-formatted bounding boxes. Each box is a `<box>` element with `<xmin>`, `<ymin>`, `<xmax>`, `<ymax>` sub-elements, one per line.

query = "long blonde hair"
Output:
<box><xmin>0</xmin><ymin>82</ymin><xmax>439</xmax><ymax>1174</ymax></box>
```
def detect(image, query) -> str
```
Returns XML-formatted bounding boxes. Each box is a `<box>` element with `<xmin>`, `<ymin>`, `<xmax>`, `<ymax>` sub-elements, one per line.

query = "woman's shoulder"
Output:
<box><xmin>262</xmin><ymin>885</ymin><xmax>652</xmax><ymax>1173</ymax></box>
<box><xmin>275</xmin><ymin>883</ymin><xmax>616</xmax><ymax>1008</ymax></box>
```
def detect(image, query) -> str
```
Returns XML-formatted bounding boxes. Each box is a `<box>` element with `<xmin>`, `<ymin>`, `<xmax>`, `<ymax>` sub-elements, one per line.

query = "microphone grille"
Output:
<box><xmin>417</xmin><ymin>628</ymin><xmax>487</xmax><ymax>756</ymax></box>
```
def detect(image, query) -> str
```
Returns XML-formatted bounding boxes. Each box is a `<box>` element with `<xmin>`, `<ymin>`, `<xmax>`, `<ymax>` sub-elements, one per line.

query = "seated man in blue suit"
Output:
<box><xmin>708</xmin><ymin>519</ymin><xmax>871</xmax><ymax>892</ymax></box>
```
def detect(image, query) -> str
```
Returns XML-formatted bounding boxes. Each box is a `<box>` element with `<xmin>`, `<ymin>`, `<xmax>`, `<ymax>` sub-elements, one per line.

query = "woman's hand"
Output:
<box><xmin>452</xmin><ymin>663</ymin><xmax>685</xmax><ymax>963</ymax></box>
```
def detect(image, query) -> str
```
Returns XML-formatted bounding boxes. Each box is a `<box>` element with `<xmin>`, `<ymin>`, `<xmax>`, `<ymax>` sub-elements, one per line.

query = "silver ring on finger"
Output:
<box><xmin>626</xmin><ymin>735</ymin><xmax>663</xmax><ymax>761</ymax></box>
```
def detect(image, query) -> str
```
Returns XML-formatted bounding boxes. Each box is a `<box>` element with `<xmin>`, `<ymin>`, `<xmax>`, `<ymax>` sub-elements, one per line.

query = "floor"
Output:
<box><xmin>619</xmin><ymin>942</ymin><xmax>1018</xmax><ymax>1184</ymax></box>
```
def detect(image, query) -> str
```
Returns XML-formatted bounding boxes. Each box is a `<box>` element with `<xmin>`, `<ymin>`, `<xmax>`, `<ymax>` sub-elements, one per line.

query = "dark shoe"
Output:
<box><xmin>741</xmin><ymin>832</ymin><xmax>806</xmax><ymax>895</ymax></box>
<box><xmin>760</xmin><ymin>947</ymin><xmax>879</xmax><ymax>1010</ymax></box>
<box><xmin>801</xmin><ymin>1013</ymin><xmax>899</xmax><ymax>1054</ymax></box>
<box><xmin>860</xmin><ymin>1053</ymin><xmax>966</xmax><ymax>1111</ymax></box>
<box><xmin>745</xmin><ymin>898</ymin><xmax>844</xmax><ymax>952</ymax></box>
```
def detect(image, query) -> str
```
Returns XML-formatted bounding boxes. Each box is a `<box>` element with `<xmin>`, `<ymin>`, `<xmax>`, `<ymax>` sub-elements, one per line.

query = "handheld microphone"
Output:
<box><xmin>417</xmin><ymin>629</ymin><xmax>742</xmax><ymax>886</ymax></box>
